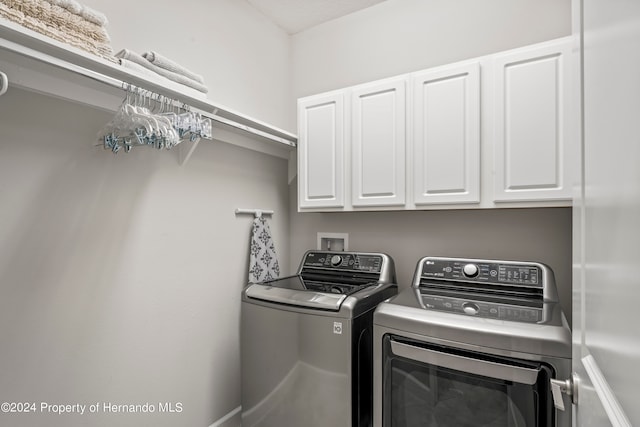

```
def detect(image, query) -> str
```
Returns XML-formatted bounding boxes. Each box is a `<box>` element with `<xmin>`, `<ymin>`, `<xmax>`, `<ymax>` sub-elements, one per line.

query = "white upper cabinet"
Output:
<box><xmin>412</xmin><ymin>62</ymin><xmax>480</xmax><ymax>205</ymax></box>
<box><xmin>298</xmin><ymin>92</ymin><xmax>344</xmax><ymax>208</ymax></box>
<box><xmin>351</xmin><ymin>78</ymin><xmax>406</xmax><ymax>207</ymax></box>
<box><xmin>296</xmin><ymin>37</ymin><xmax>576</xmax><ymax>211</ymax></box>
<box><xmin>493</xmin><ymin>38</ymin><xmax>573</xmax><ymax>202</ymax></box>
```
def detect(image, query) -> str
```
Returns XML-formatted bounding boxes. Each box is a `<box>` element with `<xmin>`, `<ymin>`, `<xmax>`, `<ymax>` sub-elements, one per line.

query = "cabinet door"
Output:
<box><xmin>412</xmin><ymin>62</ymin><xmax>480</xmax><ymax>205</ymax></box>
<box><xmin>298</xmin><ymin>92</ymin><xmax>344</xmax><ymax>208</ymax></box>
<box><xmin>351</xmin><ymin>78</ymin><xmax>406</xmax><ymax>207</ymax></box>
<box><xmin>493</xmin><ymin>39</ymin><xmax>573</xmax><ymax>202</ymax></box>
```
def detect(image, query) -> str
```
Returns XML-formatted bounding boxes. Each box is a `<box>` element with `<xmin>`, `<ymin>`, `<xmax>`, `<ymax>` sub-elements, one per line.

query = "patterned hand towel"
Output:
<box><xmin>142</xmin><ymin>51</ymin><xmax>205</xmax><ymax>85</ymax></box>
<box><xmin>249</xmin><ymin>217</ymin><xmax>280</xmax><ymax>283</ymax></box>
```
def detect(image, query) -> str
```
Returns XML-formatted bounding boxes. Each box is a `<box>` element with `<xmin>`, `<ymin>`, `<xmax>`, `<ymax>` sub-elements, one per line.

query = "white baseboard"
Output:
<box><xmin>209</xmin><ymin>406</ymin><xmax>241</xmax><ymax>427</ymax></box>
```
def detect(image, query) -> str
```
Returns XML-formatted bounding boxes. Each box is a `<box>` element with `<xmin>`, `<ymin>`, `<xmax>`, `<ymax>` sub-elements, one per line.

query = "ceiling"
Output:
<box><xmin>246</xmin><ymin>0</ymin><xmax>387</xmax><ymax>34</ymax></box>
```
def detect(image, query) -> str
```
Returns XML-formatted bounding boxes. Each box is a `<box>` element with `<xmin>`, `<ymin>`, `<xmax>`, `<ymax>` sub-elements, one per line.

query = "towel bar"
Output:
<box><xmin>235</xmin><ymin>208</ymin><xmax>274</xmax><ymax>218</ymax></box>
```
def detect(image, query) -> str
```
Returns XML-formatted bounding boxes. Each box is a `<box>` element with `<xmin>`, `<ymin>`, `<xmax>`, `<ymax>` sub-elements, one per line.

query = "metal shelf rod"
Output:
<box><xmin>0</xmin><ymin>20</ymin><xmax>297</xmax><ymax>148</ymax></box>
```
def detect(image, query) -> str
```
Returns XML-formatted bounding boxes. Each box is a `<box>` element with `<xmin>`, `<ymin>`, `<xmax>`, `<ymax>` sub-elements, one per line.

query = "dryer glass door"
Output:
<box><xmin>382</xmin><ymin>335</ymin><xmax>555</xmax><ymax>427</ymax></box>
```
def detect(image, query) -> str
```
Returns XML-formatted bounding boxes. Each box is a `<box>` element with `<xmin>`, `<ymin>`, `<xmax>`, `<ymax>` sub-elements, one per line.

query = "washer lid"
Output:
<box><xmin>245</xmin><ymin>276</ymin><xmax>349</xmax><ymax>311</ymax></box>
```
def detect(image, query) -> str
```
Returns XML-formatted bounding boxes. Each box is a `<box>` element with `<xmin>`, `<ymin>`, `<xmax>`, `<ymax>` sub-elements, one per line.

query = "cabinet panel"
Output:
<box><xmin>298</xmin><ymin>93</ymin><xmax>344</xmax><ymax>208</ymax></box>
<box><xmin>351</xmin><ymin>79</ymin><xmax>406</xmax><ymax>207</ymax></box>
<box><xmin>412</xmin><ymin>62</ymin><xmax>480</xmax><ymax>204</ymax></box>
<box><xmin>494</xmin><ymin>39</ymin><xmax>573</xmax><ymax>201</ymax></box>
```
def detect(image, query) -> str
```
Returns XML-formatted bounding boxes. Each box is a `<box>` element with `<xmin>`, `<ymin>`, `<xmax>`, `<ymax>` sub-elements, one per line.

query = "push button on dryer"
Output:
<box><xmin>462</xmin><ymin>302</ymin><xmax>479</xmax><ymax>315</ymax></box>
<box><xmin>463</xmin><ymin>263</ymin><xmax>479</xmax><ymax>278</ymax></box>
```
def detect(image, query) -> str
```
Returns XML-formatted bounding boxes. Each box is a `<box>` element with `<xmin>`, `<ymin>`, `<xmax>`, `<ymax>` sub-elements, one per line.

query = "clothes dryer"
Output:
<box><xmin>374</xmin><ymin>257</ymin><xmax>572</xmax><ymax>427</ymax></box>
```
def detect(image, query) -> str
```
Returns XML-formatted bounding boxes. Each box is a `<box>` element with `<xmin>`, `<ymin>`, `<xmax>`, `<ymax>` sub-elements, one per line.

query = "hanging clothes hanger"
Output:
<box><xmin>97</xmin><ymin>83</ymin><xmax>211</xmax><ymax>154</ymax></box>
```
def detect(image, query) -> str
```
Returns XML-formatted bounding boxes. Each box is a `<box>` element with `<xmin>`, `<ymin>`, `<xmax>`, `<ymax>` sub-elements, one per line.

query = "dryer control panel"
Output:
<box><xmin>419</xmin><ymin>258</ymin><xmax>543</xmax><ymax>288</ymax></box>
<box><xmin>413</xmin><ymin>257</ymin><xmax>557</xmax><ymax>324</ymax></box>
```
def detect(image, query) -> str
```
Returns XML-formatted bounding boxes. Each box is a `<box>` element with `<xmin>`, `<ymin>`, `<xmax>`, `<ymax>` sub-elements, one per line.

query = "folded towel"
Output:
<box><xmin>0</xmin><ymin>1</ymin><xmax>114</xmax><ymax>60</ymax></box>
<box><xmin>79</xmin><ymin>5</ymin><xmax>107</xmax><ymax>27</ymax></box>
<box><xmin>116</xmin><ymin>49</ymin><xmax>208</xmax><ymax>94</ymax></box>
<box><xmin>142</xmin><ymin>51</ymin><xmax>205</xmax><ymax>85</ymax></box>
<box><xmin>12</xmin><ymin>0</ymin><xmax>83</xmax><ymax>27</ymax></box>
<box><xmin>52</xmin><ymin>0</ymin><xmax>81</xmax><ymax>15</ymax></box>
<box><xmin>36</xmin><ymin>2</ymin><xmax>111</xmax><ymax>43</ymax></box>
<box><xmin>0</xmin><ymin>2</ymin><xmax>23</xmax><ymax>22</ymax></box>
<box><xmin>4</xmin><ymin>0</ymin><xmax>109</xmax><ymax>28</ymax></box>
<box><xmin>118</xmin><ymin>58</ymin><xmax>208</xmax><ymax>99</ymax></box>
<box><xmin>0</xmin><ymin>0</ymin><xmax>114</xmax><ymax>60</ymax></box>
<box><xmin>49</xmin><ymin>0</ymin><xmax>108</xmax><ymax>27</ymax></box>
<box><xmin>248</xmin><ymin>217</ymin><xmax>280</xmax><ymax>283</ymax></box>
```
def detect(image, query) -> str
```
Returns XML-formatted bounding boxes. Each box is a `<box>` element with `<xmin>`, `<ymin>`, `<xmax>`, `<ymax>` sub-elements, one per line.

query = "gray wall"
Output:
<box><xmin>289</xmin><ymin>184</ymin><xmax>573</xmax><ymax>322</ymax></box>
<box><xmin>0</xmin><ymin>88</ymin><xmax>289</xmax><ymax>427</ymax></box>
<box><xmin>289</xmin><ymin>0</ymin><xmax>574</xmax><ymax>320</ymax></box>
<box><xmin>0</xmin><ymin>2</ymin><xmax>575</xmax><ymax>427</ymax></box>
<box><xmin>85</xmin><ymin>0</ymin><xmax>294</xmax><ymax>132</ymax></box>
<box><xmin>0</xmin><ymin>1</ymin><xmax>291</xmax><ymax>425</ymax></box>
<box><xmin>0</xmin><ymin>89</ymin><xmax>289</xmax><ymax>427</ymax></box>
<box><xmin>292</xmin><ymin>0</ymin><xmax>572</xmax><ymax>98</ymax></box>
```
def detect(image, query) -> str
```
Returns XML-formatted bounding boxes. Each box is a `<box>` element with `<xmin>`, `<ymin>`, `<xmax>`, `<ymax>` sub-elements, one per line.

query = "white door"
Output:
<box><xmin>493</xmin><ymin>38</ymin><xmax>573</xmax><ymax>202</ymax></box>
<box><xmin>570</xmin><ymin>0</ymin><xmax>638</xmax><ymax>426</ymax></box>
<box><xmin>412</xmin><ymin>61</ymin><xmax>480</xmax><ymax>205</ymax></box>
<box><xmin>297</xmin><ymin>92</ymin><xmax>344</xmax><ymax>209</ymax></box>
<box><xmin>351</xmin><ymin>78</ymin><xmax>406</xmax><ymax>207</ymax></box>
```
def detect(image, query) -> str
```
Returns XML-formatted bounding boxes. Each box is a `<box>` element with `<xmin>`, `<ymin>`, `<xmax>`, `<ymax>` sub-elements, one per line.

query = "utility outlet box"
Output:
<box><xmin>317</xmin><ymin>232</ymin><xmax>349</xmax><ymax>251</ymax></box>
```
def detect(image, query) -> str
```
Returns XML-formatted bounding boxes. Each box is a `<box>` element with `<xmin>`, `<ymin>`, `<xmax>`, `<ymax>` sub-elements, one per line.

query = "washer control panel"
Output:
<box><xmin>303</xmin><ymin>251</ymin><xmax>383</xmax><ymax>273</ymax></box>
<box><xmin>420</xmin><ymin>258</ymin><xmax>542</xmax><ymax>288</ymax></box>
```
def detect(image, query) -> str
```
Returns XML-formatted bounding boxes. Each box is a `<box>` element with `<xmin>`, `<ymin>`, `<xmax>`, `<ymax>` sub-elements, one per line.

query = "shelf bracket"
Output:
<box><xmin>178</xmin><ymin>137</ymin><xmax>201</xmax><ymax>165</ymax></box>
<box><xmin>177</xmin><ymin>108</ymin><xmax>217</xmax><ymax>165</ymax></box>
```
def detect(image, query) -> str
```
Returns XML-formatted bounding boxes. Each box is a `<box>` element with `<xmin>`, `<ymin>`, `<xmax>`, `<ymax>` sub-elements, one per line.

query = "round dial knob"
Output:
<box><xmin>330</xmin><ymin>255</ymin><xmax>343</xmax><ymax>266</ymax></box>
<box><xmin>463</xmin><ymin>263</ymin><xmax>479</xmax><ymax>278</ymax></box>
<box><xmin>462</xmin><ymin>302</ymin><xmax>479</xmax><ymax>315</ymax></box>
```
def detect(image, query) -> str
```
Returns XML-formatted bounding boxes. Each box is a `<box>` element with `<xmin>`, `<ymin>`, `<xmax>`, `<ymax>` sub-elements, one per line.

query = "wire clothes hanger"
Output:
<box><xmin>98</xmin><ymin>83</ymin><xmax>212</xmax><ymax>154</ymax></box>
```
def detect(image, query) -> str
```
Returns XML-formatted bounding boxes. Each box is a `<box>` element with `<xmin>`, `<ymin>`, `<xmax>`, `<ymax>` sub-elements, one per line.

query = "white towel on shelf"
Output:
<box><xmin>115</xmin><ymin>49</ymin><xmax>208</xmax><ymax>94</ymax></box>
<box><xmin>118</xmin><ymin>58</ymin><xmax>207</xmax><ymax>99</ymax></box>
<box><xmin>249</xmin><ymin>217</ymin><xmax>280</xmax><ymax>283</ymax></box>
<box><xmin>142</xmin><ymin>51</ymin><xmax>205</xmax><ymax>84</ymax></box>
